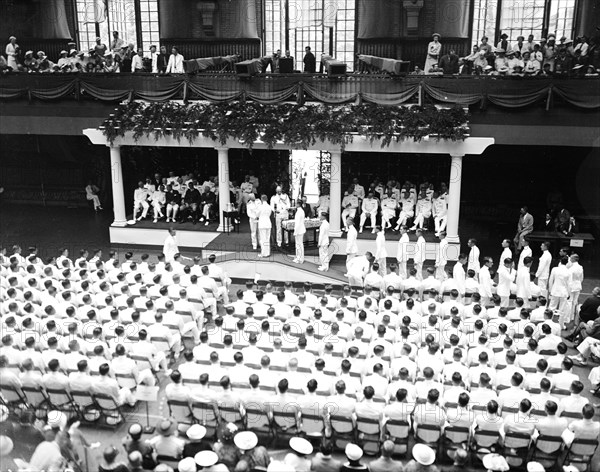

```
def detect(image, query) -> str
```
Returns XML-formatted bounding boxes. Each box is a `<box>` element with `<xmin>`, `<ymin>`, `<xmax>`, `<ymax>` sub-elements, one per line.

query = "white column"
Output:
<box><xmin>216</xmin><ymin>147</ymin><xmax>231</xmax><ymax>232</ymax></box>
<box><xmin>109</xmin><ymin>145</ymin><xmax>127</xmax><ymax>227</ymax></box>
<box><xmin>329</xmin><ymin>150</ymin><xmax>343</xmax><ymax>237</ymax></box>
<box><xmin>446</xmin><ymin>154</ymin><xmax>464</xmax><ymax>244</ymax></box>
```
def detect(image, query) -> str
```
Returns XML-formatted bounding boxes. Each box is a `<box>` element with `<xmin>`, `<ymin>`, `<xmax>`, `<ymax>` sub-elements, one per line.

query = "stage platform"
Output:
<box><xmin>112</xmin><ymin>216</ymin><xmax>459</xmax><ymax>262</ymax></box>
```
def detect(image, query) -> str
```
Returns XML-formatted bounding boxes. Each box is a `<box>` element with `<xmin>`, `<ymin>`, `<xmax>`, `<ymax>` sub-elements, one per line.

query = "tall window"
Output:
<box><xmin>471</xmin><ymin>0</ymin><xmax>576</xmax><ymax>45</ymax></box>
<box><xmin>76</xmin><ymin>0</ymin><xmax>159</xmax><ymax>52</ymax></box>
<box><xmin>138</xmin><ymin>0</ymin><xmax>160</xmax><ymax>49</ymax></box>
<box><xmin>265</xmin><ymin>0</ymin><xmax>356</xmax><ymax>71</ymax></box>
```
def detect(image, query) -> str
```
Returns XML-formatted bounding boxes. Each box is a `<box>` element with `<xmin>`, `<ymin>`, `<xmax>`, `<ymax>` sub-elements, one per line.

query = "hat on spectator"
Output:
<box><xmin>267</xmin><ymin>462</ymin><xmax>294</xmax><ymax>472</ymax></box>
<box><xmin>484</xmin><ymin>65</ymin><xmax>493</xmax><ymax>71</ymax></box>
<box><xmin>154</xmin><ymin>465</ymin><xmax>174</xmax><ymax>472</ymax></box>
<box><xmin>186</xmin><ymin>424</ymin><xmax>207</xmax><ymax>441</ymax></box>
<box><xmin>234</xmin><ymin>431</ymin><xmax>258</xmax><ymax>451</ymax></box>
<box><xmin>47</xmin><ymin>410</ymin><xmax>67</xmax><ymax>429</ymax></box>
<box><xmin>482</xmin><ymin>453</ymin><xmax>509</xmax><ymax>472</ymax></box>
<box><xmin>507</xmin><ymin>50</ymin><xmax>515</xmax><ymax>56</ymax></box>
<box><xmin>412</xmin><ymin>444</ymin><xmax>435</xmax><ymax>465</ymax></box>
<box><xmin>195</xmin><ymin>450</ymin><xmax>218</xmax><ymax>467</ymax></box>
<box><xmin>500</xmin><ymin>33</ymin><xmax>508</xmax><ymax>38</ymax></box>
<box><xmin>540</xmin><ymin>38</ymin><xmax>547</xmax><ymax>42</ymax></box>
<box><xmin>0</xmin><ymin>436</ymin><xmax>13</xmax><ymax>456</ymax></box>
<box><xmin>517</xmin><ymin>35</ymin><xmax>524</xmax><ymax>41</ymax></box>
<box><xmin>290</xmin><ymin>437</ymin><xmax>313</xmax><ymax>455</ymax></box>
<box><xmin>497</xmin><ymin>66</ymin><xmax>509</xmax><ymax>73</ymax></box>
<box><xmin>9</xmin><ymin>36</ymin><xmax>16</xmax><ymax>41</ymax></box>
<box><xmin>156</xmin><ymin>418</ymin><xmax>177</xmax><ymax>436</ymax></box>
<box><xmin>60</xmin><ymin>50</ymin><xmax>67</xmax><ymax>55</ymax></box>
<box><xmin>527</xmin><ymin>463</ymin><xmax>545</xmax><ymax>472</ymax></box>
<box><xmin>178</xmin><ymin>458</ymin><xmax>197</xmax><ymax>472</ymax></box>
<box><xmin>37</xmin><ymin>51</ymin><xmax>46</xmax><ymax>56</ymax></box>
<box><xmin>128</xmin><ymin>423</ymin><xmax>143</xmax><ymax>436</ymax></box>
<box><xmin>565</xmin><ymin>39</ymin><xmax>573</xmax><ymax>45</ymax></box>
<box><xmin>25</xmin><ymin>50</ymin><xmax>33</xmax><ymax>56</ymax></box>
<box><xmin>573</xmin><ymin>64</ymin><xmax>585</xmax><ymax>70</ymax></box>
<box><xmin>128</xmin><ymin>451</ymin><xmax>142</xmax><ymax>467</ymax></box>
<box><xmin>548</xmin><ymin>33</ymin><xmax>556</xmax><ymax>39</ymax></box>
<box><xmin>69</xmin><ymin>49</ymin><xmax>77</xmax><ymax>55</ymax></box>
<box><xmin>345</xmin><ymin>443</ymin><xmax>363</xmax><ymax>461</ymax></box>
<box><xmin>432</xmin><ymin>33</ymin><xmax>441</xmax><ymax>39</ymax></box>
<box><xmin>0</xmin><ymin>405</ymin><xmax>8</xmax><ymax>422</ymax></box>
<box><xmin>496</xmin><ymin>48</ymin><xmax>506</xmax><ymax>53</ymax></box>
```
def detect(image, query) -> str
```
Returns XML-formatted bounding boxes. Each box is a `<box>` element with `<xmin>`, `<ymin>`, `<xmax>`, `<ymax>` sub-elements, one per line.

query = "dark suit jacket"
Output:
<box><xmin>157</xmin><ymin>53</ymin><xmax>168</xmax><ymax>73</ymax></box>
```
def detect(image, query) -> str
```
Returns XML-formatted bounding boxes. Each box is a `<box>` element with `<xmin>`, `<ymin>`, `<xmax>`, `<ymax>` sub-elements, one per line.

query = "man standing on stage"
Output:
<box><xmin>414</xmin><ymin>228</ymin><xmax>426</xmax><ymax>280</ymax></box>
<box><xmin>293</xmin><ymin>200</ymin><xmax>306</xmax><ymax>264</ymax></box>
<box><xmin>246</xmin><ymin>194</ymin><xmax>261</xmax><ymax>251</ymax></box>
<box><xmin>514</xmin><ymin>206</ymin><xmax>534</xmax><ymax>251</ymax></box>
<box><xmin>467</xmin><ymin>238</ymin><xmax>481</xmax><ymax>277</ymax></box>
<box><xmin>318</xmin><ymin>213</ymin><xmax>330</xmax><ymax>271</ymax></box>
<box><xmin>258</xmin><ymin>195</ymin><xmax>273</xmax><ymax>258</ymax></box>
<box><xmin>396</xmin><ymin>226</ymin><xmax>410</xmax><ymax>278</ymax></box>
<box><xmin>270</xmin><ymin>186</ymin><xmax>291</xmax><ymax>247</ymax></box>
<box><xmin>346</xmin><ymin>217</ymin><xmax>358</xmax><ymax>268</ymax></box>
<box><xmin>536</xmin><ymin>241</ymin><xmax>552</xmax><ymax>296</ymax></box>
<box><xmin>163</xmin><ymin>228</ymin><xmax>179</xmax><ymax>263</ymax></box>
<box><xmin>435</xmin><ymin>231</ymin><xmax>448</xmax><ymax>281</ymax></box>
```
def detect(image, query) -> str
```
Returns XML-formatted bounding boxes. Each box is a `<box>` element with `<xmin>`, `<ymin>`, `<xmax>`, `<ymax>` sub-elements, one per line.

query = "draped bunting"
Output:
<box><xmin>434</xmin><ymin>0</ymin><xmax>470</xmax><ymax>38</ymax></box>
<box><xmin>357</xmin><ymin>0</ymin><xmax>401</xmax><ymax>39</ymax></box>
<box><xmin>1</xmin><ymin>74</ymin><xmax>599</xmax><ymax>110</ymax></box>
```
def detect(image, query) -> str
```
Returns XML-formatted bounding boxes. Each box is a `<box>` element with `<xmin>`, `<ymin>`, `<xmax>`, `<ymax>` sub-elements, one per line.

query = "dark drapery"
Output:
<box><xmin>159</xmin><ymin>0</ymin><xmax>259</xmax><ymax>39</ymax></box>
<box><xmin>1</xmin><ymin>74</ymin><xmax>599</xmax><ymax>110</ymax></box>
<box><xmin>357</xmin><ymin>0</ymin><xmax>402</xmax><ymax>39</ymax></box>
<box><xmin>0</xmin><ymin>0</ymin><xmax>72</xmax><ymax>40</ymax></box>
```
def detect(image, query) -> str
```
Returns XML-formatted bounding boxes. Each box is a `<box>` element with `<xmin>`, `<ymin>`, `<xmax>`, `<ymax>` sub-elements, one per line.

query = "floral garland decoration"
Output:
<box><xmin>102</xmin><ymin>101</ymin><xmax>469</xmax><ymax>149</ymax></box>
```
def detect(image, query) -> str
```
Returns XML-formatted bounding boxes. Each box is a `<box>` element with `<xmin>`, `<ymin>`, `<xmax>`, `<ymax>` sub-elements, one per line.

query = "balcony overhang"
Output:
<box><xmin>83</xmin><ymin>128</ymin><xmax>494</xmax><ymax>155</ymax></box>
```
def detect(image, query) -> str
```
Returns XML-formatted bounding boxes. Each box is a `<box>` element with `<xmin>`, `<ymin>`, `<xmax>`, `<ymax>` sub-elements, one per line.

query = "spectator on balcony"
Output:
<box><xmin>5</xmin><ymin>36</ymin><xmax>19</xmax><ymax>70</ymax></box>
<box><xmin>23</xmin><ymin>50</ymin><xmax>37</xmax><ymax>72</ymax></box>
<box><xmin>555</xmin><ymin>47</ymin><xmax>574</xmax><ymax>75</ymax></box>
<box><xmin>479</xmin><ymin>36</ymin><xmax>494</xmax><ymax>65</ymax></box>
<box><xmin>57</xmin><ymin>50</ymin><xmax>70</xmax><ymax>71</ymax></box>
<box><xmin>494</xmin><ymin>49</ymin><xmax>509</xmax><ymax>71</ymax></box>
<box><xmin>94</xmin><ymin>37</ymin><xmax>107</xmax><ymax>57</ymax></box>
<box><xmin>166</xmin><ymin>46</ymin><xmax>185</xmax><ymax>74</ymax></box>
<box><xmin>85</xmin><ymin>181</ymin><xmax>102</xmax><ymax>211</ymax></box>
<box><xmin>524</xmin><ymin>34</ymin><xmax>535</xmax><ymax>53</ymax></box>
<box><xmin>574</xmin><ymin>36</ymin><xmax>590</xmax><ymax>66</ymax></box>
<box><xmin>513</xmin><ymin>36</ymin><xmax>528</xmax><ymax>55</ymax></box>
<box><xmin>523</xmin><ymin>51</ymin><xmax>541</xmax><ymax>75</ymax></box>
<box><xmin>103</xmin><ymin>53</ymin><xmax>119</xmax><ymax>73</ymax></box>
<box><xmin>303</xmin><ymin>46</ymin><xmax>316</xmax><ymax>73</ymax></box>
<box><xmin>121</xmin><ymin>44</ymin><xmax>135</xmax><ymax>73</ymax></box>
<box><xmin>507</xmin><ymin>51</ymin><xmax>524</xmax><ymax>75</ymax></box>
<box><xmin>37</xmin><ymin>52</ymin><xmax>54</xmax><ymax>73</ymax></box>
<box><xmin>111</xmin><ymin>31</ymin><xmax>125</xmax><ymax>53</ymax></box>
<box><xmin>148</xmin><ymin>45</ymin><xmax>158</xmax><ymax>73</ymax></box>
<box><xmin>532</xmin><ymin>43</ymin><xmax>544</xmax><ymax>64</ymax></box>
<box><xmin>439</xmin><ymin>49</ymin><xmax>459</xmax><ymax>74</ymax></box>
<box><xmin>461</xmin><ymin>45</ymin><xmax>485</xmax><ymax>74</ymax></box>
<box><xmin>425</xmin><ymin>33</ymin><xmax>442</xmax><ymax>74</ymax></box>
<box><xmin>496</xmin><ymin>33</ymin><xmax>512</xmax><ymax>54</ymax></box>
<box><xmin>67</xmin><ymin>49</ymin><xmax>80</xmax><ymax>71</ymax></box>
<box><xmin>131</xmin><ymin>48</ymin><xmax>144</xmax><ymax>73</ymax></box>
<box><xmin>544</xmin><ymin>35</ymin><xmax>557</xmax><ymax>71</ymax></box>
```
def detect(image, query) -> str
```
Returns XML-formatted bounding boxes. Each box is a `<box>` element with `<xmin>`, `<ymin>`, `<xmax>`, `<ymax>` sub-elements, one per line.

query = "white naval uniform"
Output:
<box><xmin>318</xmin><ymin>219</ymin><xmax>331</xmax><ymax>270</ymax></box>
<box><xmin>397</xmin><ymin>233</ymin><xmax>410</xmax><ymax>278</ymax></box>
<box><xmin>246</xmin><ymin>200</ymin><xmax>261</xmax><ymax>250</ymax></box>
<box><xmin>294</xmin><ymin>207</ymin><xmax>306</xmax><ymax>263</ymax></box>
<box><xmin>375</xmin><ymin>232</ymin><xmax>387</xmax><ymax>275</ymax></box>
<box><xmin>342</xmin><ymin>195</ymin><xmax>359</xmax><ymax>228</ymax></box>
<box><xmin>360</xmin><ymin>197</ymin><xmax>379</xmax><ymax>230</ymax></box>
<box><xmin>258</xmin><ymin>202</ymin><xmax>273</xmax><ymax>257</ymax></box>
<box><xmin>270</xmin><ymin>193</ymin><xmax>291</xmax><ymax>246</ymax></box>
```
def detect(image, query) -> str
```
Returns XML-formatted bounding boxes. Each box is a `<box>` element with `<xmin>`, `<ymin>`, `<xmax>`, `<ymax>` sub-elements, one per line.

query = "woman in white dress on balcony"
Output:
<box><xmin>425</xmin><ymin>33</ymin><xmax>442</xmax><ymax>74</ymax></box>
<box><xmin>5</xmin><ymin>36</ymin><xmax>19</xmax><ymax>70</ymax></box>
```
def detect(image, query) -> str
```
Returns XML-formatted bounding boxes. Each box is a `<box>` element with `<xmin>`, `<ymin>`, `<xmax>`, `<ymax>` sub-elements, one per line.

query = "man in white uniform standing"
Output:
<box><xmin>258</xmin><ymin>195</ymin><xmax>273</xmax><ymax>258</ymax></box>
<box><xmin>549</xmin><ymin>256</ymin><xmax>572</xmax><ymax>328</ymax></box>
<box><xmin>375</xmin><ymin>226</ymin><xmax>387</xmax><ymax>276</ymax></box>
<box><xmin>479</xmin><ymin>257</ymin><xmax>494</xmax><ymax>306</ymax></box>
<box><xmin>246</xmin><ymin>194</ymin><xmax>261</xmax><ymax>251</ymax></box>
<box><xmin>435</xmin><ymin>231</ymin><xmax>448</xmax><ymax>282</ymax></box>
<box><xmin>516</xmin><ymin>256</ymin><xmax>533</xmax><ymax>307</ymax></box>
<box><xmin>163</xmin><ymin>228</ymin><xmax>179</xmax><ymax>263</ymax></box>
<box><xmin>396</xmin><ymin>226</ymin><xmax>410</xmax><ymax>278</ymax></box>
<box><xmin>413</xmin><ymin>228</ymin><xmax>426</xmax><ymax>280</ymax></box>
<box><xmin>318</xmin><ymin>213</ymin><xmax>330</xmax><ymax>271</ymax></box>
<box><xmin>293</xmin><ymin>200</ymin><xmax>306</xmax><ymax>264</ymax></box>
<box><xmin>270</xmin><ymin>186</ymin><xmax>291</xmax><ymax>247</ymax></box>
<box><xmin>518</xmin><ymin>238</ymin><xmax>532</xmax><ymax>268</ymax></box>
<box><xmin>568</xmin><ymin>254</ymin><xmax>584</xmax><ymax>322</ymax></box>
<box><xmin>536</xmin><ymin>241</ymin><xmax>552</xmax><ymax>296</ymax></box>
<box><xmin>467</xmin><ymin>238</ymin><xmax>481</xmax><ymax>277</ymax></box>
<box><xmin>497</xmin><ymin>257</ymin><xmax>516</xmax><ymax>307</ymax></box>
<box><xmin>346</xmin><ymin>217</ymin><xmax>358</xmax><ymax>270</ymax></box>
<box><xmin>500</xmin><ymin>239</ymin><xmax>512</xmax><ymax>265</ymax></box>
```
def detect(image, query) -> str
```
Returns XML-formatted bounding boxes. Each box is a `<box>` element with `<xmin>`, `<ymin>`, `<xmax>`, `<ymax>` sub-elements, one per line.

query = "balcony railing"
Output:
<box><xmin>1</xmin><ymin>73</ymin><xmax>598</xmax><ymax>110</ymax></box>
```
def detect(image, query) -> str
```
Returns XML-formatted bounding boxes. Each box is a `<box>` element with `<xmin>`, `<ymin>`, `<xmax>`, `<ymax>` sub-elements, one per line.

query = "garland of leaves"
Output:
<box><xmin>102</xmin><ymin>101</ymin><xmax>469</xmax><ymax>150</ymax></box>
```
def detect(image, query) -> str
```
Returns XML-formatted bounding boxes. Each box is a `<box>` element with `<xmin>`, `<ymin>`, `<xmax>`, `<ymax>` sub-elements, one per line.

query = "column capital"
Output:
<box><xmin>106</xmin><ymin>144</ymin><xmax>120</xmax><ymax>149</ymax></box>
<box><xmin>449</xmin><ymin>153</ymin><xmax>465</xmax><ymax>158</ymax></box>
<box><xmin>215</xmin><ymin>146</ymin><xmax>229</xmax><ymax>152</ymax></box>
